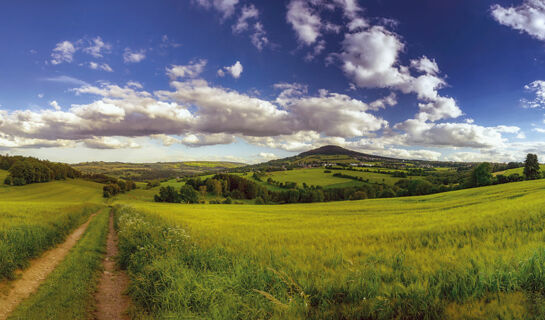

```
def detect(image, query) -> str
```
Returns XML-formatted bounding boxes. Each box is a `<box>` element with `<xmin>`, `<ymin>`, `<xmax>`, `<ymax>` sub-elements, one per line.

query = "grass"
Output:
<box><xmin>0</xmin><ymin>169</ymin><xmax>8</xmax><ymax>183</ymax></box>
<box><xmin>494</xmin><ymin>164</ymin><xmax>545</xmax><ymax>176</ymax></box>
<box><xmin>266</xmin><ymin>168</ymin><xmax>362</xmax><ymax>188</ymax></box>
<box><xmin>8</xmin><ymin>208</ymin><xmax>109</xmax><ymax>320</ymax></box>
<box><xmin>115</xmin><ymin>179</ymin><xmax>545</xmax><ymax>319</ymax></box>
<box><xmin>0</xmin><ymin>179</ymin><xmax>104</xmax><ymax>203</ymax></box>
<box><xmin>0</xmin><ymin>178</ymin><xmax>104</xmax><ymax>279</ymax></box>
<box><xmin>182</xmin><ymin>161</ymin><xmax>245</xmax><ymax>168</ymax></box>
<box><xmin>264</xmin><ymin>167</ymin><xmax>414</xmax><ymax>188</ymax></box>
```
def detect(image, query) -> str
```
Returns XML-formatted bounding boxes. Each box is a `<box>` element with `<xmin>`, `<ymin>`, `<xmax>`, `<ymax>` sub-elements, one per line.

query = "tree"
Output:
<box><xmin>524</xmin><ymin>153</ymin><xmax>540</xmax><ymax>180</ymax></box>
<box><xmin>468</xmin><ymin>163</ymin><xmax>492</xmax><ymax>187</ymax></box>
<box><xmin>199</xmin><ymin>185</ymin><xmax>207</xmax><ymax>199</ymax></box>
<box><xmin>180</xmin><ymin>185</ymin><xmax>199</xmax><ymax>204</ymax></box>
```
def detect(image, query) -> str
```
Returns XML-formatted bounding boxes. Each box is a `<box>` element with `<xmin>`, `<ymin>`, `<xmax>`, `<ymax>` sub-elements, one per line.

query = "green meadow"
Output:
<box><xmin>115</xmin><ymin>179</ymin><xmax>545</xmax><ymax>319</ymax></box>
<box><xmin>0</xmin><ymin>170</ymin><xmax>103</xmax><ymax>279</ymax></box>
<box><xmin>5</xmin><ymin>166</ymin><xmax>545</xmax><ymax>319</ymax></box>
<box><xmin>494</xmin><ymin>164</ymin><xmax>545</xmax><ymax>176</ymax></box>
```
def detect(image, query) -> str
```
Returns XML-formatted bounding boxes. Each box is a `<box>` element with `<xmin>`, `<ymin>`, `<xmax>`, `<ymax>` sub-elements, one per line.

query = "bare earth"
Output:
<box><xmin>0</xmin><ymin>213</ymin><xmax>97</xmax><ymax>320</ymax></box>
<box><xmin>94</xmin><ymin>210</ymin><xmax>131</xmax><ymax>320</ymax></box>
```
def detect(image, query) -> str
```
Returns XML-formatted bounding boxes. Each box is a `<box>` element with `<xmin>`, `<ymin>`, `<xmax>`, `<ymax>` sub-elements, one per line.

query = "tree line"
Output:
<box><xmin>1</xmin><ymin>155</ymin><xmax>80</xmax><ymax>186</ymax></box>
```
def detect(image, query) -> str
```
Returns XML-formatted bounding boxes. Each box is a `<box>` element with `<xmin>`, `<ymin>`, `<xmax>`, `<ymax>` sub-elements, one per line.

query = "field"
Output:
<box><xmin>5</xmin><ymin>165</ymin><xmax>545</xmax><ymax>319</ymax></box>
<box><xmin>263</xmin><ymin>167</ymin><xmax>418</xmax><ymax>188</ymax></box>
<box><xmin>494</xmin><ymin>164</ymin><xmax>545</xmax><ymax>176</ymax></box>
<box><xmin>0</xmin><ymin>173</ymin><xmax>104</xmax><ymax>280</ymax></box>
<box><xmin>72</xmin><ymin>161</ymin><xmax>245</xmax><ymax>180</ymax></box>
<box><xmin>114</xmin><ymin>179</ymin><xmax>545</xmax><ymax>319</ymax></box>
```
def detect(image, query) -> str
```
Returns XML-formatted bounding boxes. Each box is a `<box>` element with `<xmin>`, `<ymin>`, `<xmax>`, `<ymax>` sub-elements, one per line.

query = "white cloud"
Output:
<box><xmin>151</xmin><ymin>134</ymin><xmax>180</xmax><ymax>146</ymax></box>
<box><xmin>394</xmin><ymin>119</ymin><xmax>516</xmax><ymax>149</ymax></box>
<box><xmin>491</xmin><ymin>0</ymin><xmax>545</xmax><ymax>41</ymax></box>
<box><xmin>50</xmin><ymin>41</ymin><xmax>76</xmax><ymax>64</ymax></box>
<box><xmin>167</xmin><ymin>59</ymin><xmax>207</xmax><ymax>79</ymax></box>
<box><xmin>233</xmin><ymin>4</ymin><xmax>259</xmax><ymax>33</ymax></box>
<box><xmin>160</xmin><ymin>35</ymin><xmax>182</xmax><ymax>48</ymax></box>
<box><xmin>123</xmin><ymin>48</ymin><xmax>146</xmax><ymax>63</ymax></box>
<box><xmin>533</xmin><ymin>127</ymin><xmax>545</xmax><ymax>133</ymax></box>
<box><xmin>218</xmin><ymin>61</ymin><xmax>243</xmax><ymax>78</ymax></box>
<box><xmin>83</xmin><ymin>136</ymin><xmax>140</xmax><ymax>149</ymax></box>
<box><xmin>43</xmin><ymin>75</ymin><xmax>88</xmax><ymax>86</ymax></box>
<box><xmin>182</xmin><ymin>133</ymin><xmax>236</xmax><ymax>147</ymax></box>
<box><xmin>258</xmin><ymin>152</ymin><xmax>278</xmax><ymax>160</ymax></box>
<box><xmin>287</xmin><ymin>0</ymin><xmax>322</xmax><ymax>45</ymax></box>
<box><xmin>411</xmin><ymin>56</ymin><xmax>439</xmax><ymax>75</ymax></box>
<box><xmin>89</xmin><ymin>62</ymin><xmax>113</xmax><ymax>72</ymax></box>
<box><xmin>82</xmin><ymin>36</ymin><xmax>111</xmax><ymax>58</ymax></box>
<box><xmin>522</xmin><ymin>80</ymin><xmax>545</xmax><ymax>108</ymax></box>
<box><xmin>194</xmin><ymin>0</ymin><xmax>239</xmax><ymax>18</ymax></box>
<box><xmin>49</xmin><ymin>101</ymin><xmax>62</xmax><ymax>111</ymax></box>
<box><xmin>251</xmin><ymin>22</ymin><xmax>269</xmax><ymax>50</ymax></box>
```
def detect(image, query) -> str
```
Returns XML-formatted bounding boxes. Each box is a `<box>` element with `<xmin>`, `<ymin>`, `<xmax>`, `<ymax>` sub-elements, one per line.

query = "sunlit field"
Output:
<box><xmin>0</xmin><ymin>175</ymin><xmax>103</xmax><ymax>280</ymax></box>
<box><xmin>115</xmin><ymin>179</ymin><xmax>545</xmax><ymax>319</ymax></box>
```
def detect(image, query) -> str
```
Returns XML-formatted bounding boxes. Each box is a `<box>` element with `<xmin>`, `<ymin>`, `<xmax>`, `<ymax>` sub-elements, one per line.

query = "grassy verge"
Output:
<box><xmin>8</xmin><ymin>208</ymin><xmax>109</xmax><ymax>320</ymax></box>
<box><xmin>0</xmin><ymin>204</ymin><xmax>101</xmax><ymax>280</ymax></box>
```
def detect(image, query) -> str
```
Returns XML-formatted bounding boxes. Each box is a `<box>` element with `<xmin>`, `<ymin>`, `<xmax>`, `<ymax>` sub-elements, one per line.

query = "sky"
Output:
<box><xmin>2</xmin><ymin>0</ymin><xmax>545</xmax><ymax>164</ymax></box>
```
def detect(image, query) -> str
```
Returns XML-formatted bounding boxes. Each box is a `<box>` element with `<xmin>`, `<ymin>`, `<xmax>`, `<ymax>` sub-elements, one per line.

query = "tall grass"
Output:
<box><xmin>0</xmin><ymin>177</ymin><xmax>104</xmax><ymax>279</ymax></box>
<box><xmin>117</xmin><ymin>179</ymin><xmax>545</xmax><ymax>319</ymax></box>
<box><xmin>9</xmin><ymin>208</ymin><xmax>109</xmax><ymax>320</ymax></box>
<box><xmin>0</xmin><ymin>203</ymin><xmax>100</xmax><ymax>279</ymax></box>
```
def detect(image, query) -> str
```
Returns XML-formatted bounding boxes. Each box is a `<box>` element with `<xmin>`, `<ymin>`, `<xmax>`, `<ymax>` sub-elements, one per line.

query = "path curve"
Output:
<box><xmin>94</xmin><ymin>209</ymin><xmax>131</xmax><ymax>320</ymax></box>
<box><xmin>0</xmin><ymin>212</ymin><xmax>98</xmax><ymax>320</ymax></box>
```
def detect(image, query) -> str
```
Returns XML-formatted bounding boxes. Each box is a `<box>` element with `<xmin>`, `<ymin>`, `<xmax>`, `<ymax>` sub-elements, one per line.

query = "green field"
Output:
<box><xmin>494</xmin><ymin>164</ymin><xmax>545</xmax><ymax>176</ymax></box>
<box><xmin>264</xmin><ymin>167</ymin><xmax>415</xmax><ymax>188</ymax></box>
<box><xmin>6</xmin><ymin>166</ymin><xmax>545</xmax><ymax>318</ymax></box>
<box><xmin>114</xmin><ymin>179</ymin><xmax>545</xmax><ymax>319</ymax></box>
<box><xmin>0</xmin><ymin>173</ymin><xmax>104</xmax><ymax>280</ymax></box>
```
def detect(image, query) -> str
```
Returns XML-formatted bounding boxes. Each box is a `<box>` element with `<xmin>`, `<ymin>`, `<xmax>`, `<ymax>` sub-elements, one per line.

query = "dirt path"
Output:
<box><xmin>94</xmin><ymin>210</ymin><xmax>131</xmax><ymax>320</ymax></box>
<box><xmin>0</xmin><ymin>212</ymin><xmax>97</xmax><ymax>320</ymax></box>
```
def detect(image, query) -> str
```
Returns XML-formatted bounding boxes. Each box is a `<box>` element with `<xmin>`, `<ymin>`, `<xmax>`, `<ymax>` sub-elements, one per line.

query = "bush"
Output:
<box><xmin>180</xmin><ymin>185</ymin><xmax>199</xmax><ymax>204</ymax></box>
<box><xmin>223</xmin><ymin>197</ymin><xmax>232</xmax><ymax>204</ymax></box>
<box><xmin>4</xmin><ymin>176</ymin><xmax>12</xmax><ymax>185</ymax></box>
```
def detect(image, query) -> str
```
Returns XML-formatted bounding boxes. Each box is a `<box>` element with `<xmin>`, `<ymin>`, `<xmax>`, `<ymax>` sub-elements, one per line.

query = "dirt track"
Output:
<box><xmin>94</xmin><ymin>210</ymin><xmax>131</xmax><ymax>320</ymax></box>
<box><xmin>0</xmin><ymin>213</ymin><xmax>97</xmax><ymax>320</ymax></box>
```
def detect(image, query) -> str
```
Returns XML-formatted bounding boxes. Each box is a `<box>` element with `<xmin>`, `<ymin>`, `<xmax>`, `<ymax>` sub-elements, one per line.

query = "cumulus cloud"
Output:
<box><xmin>50</xmin><ymin>41</ymin><xmax>76</xmax><ymax>64</ymax></box>
<box><xmin>82</xmin><ymin>36</ymin><xmax>111</xmax><ymax>58</ymax></box>
<box><xmin>89</xmin><ymin>62</ymin><xmax>113</xmax><ymax>72</ymax></box>
<box><xmin>258</xmin><ymin>152</ymin><xmax>278</xmax><ymax>160</ymax></box>
<box><xmin>287</xmin><ymin>0</ymin><xmax>322</xmax><ymax>45</ymax></box>
<box><xmin>182</xmin><ymin>133</ymin><xmax>236</xmax><ymax>147</ymax></box>
<box><xmin>394</xmin><ymin>119</ymin><xmax>519</xmax><ymax>149</ymax></box>
<box><xmin>217</xmin><ymin>61</ymin><xmax>243</xmax><ymax>78</ymax></box>
<box><xmin>491</xmin><ymin>0</ymin><xmax>545</xmax><ymax>41</ymax></box>
<box><xmin>167</xmin><ymin>59</ymin><xmax>207</xmax><ymax>79</ymax></box>
<box><xmin>123</xmin><ymin>48</ymin><xmax>146</xmax><ymax>63</ymax></box>
<box><xmin>83</xmin><ymin>136</ymin><xmax>140</xmax><ymax>149</ymax></box>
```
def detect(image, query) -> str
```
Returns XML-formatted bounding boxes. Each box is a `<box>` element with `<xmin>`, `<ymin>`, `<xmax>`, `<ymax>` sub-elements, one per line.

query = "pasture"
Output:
<box><xmin>494</xmin><ymin>164</ymin><xmax>545</xmax><ymax>176</ymax></box>
<box><xmin>116</xmin><ymin>179</ymin><xmax>545</xmax><ymax>319</ymax></box>
<box><xmin>0</xmin><ymin>177</ymin><xmax>104</xmax><ymax>280</ymax></box>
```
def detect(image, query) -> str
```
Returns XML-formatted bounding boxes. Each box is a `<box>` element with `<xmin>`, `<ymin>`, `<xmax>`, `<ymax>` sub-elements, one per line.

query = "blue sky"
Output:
<box><xmin>1</xmin><ymin>0</ymin><xmax>545</xmax><ymax>163</ymax></box>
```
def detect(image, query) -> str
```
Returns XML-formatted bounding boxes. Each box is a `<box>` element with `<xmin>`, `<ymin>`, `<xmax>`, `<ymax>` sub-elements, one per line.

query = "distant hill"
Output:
<box><xmin>298</xmin><ymin>145</ymin><xmax>396</xmax><ymax>161</ymax></box>
<box><xmin>73</xmin><ymin>161</ymin><xmax>246</xmax><ymax>181</ymax></box>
